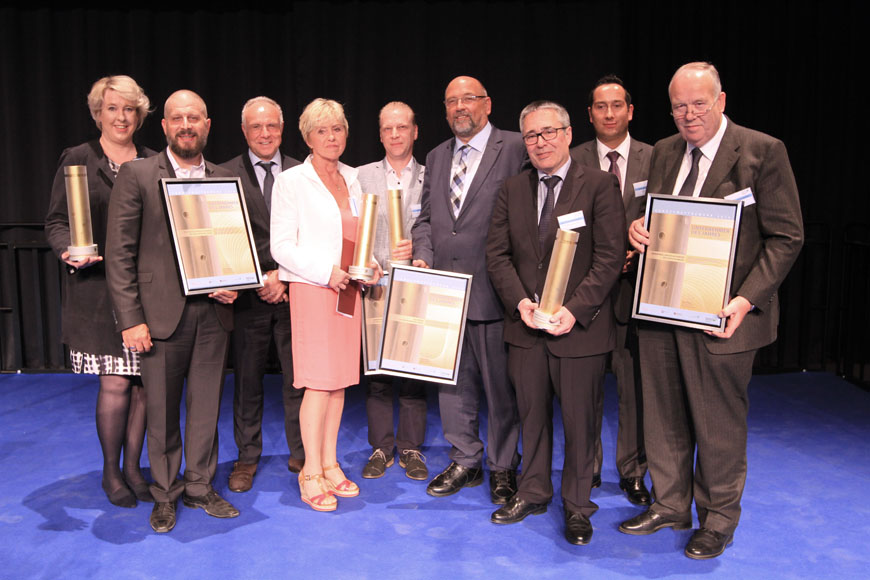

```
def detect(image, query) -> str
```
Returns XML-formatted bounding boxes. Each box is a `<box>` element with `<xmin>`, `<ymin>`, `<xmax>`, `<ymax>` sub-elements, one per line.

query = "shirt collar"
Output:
<box><xmin>248</xmin><ymin>148</ymin><xmax>282</xmax><ymax>169</ymax></box>
<box><xmin>455</xmin><ymin>121</ymin><xmax>492</xmax><ymax>155</ymax></box>
<box><xmin>595</xmin><ymin>133</ymin><xmax>631</xmax><ymax>164</ymax></box>
<box><xmin>166</xmin><ymin>147</ymin><xmax>205</xmax><ymax>175</ymax></box>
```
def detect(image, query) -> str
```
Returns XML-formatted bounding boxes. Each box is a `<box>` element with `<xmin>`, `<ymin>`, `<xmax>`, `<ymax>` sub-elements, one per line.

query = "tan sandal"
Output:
<box><xmin>298</xmin><ymin>472</ymin><xmax>337</xmax><ymax>512</ymax></box>
<box><xmin>322</xmin><ymin>463</ymin><xmax>359</xmax><ymax>498</ymax></box>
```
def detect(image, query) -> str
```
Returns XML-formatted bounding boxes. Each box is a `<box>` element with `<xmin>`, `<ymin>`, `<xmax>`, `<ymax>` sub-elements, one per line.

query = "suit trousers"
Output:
<box><xmin>141</xmin><ymin>298</ymin><xmax>229</xmax><ymax>502</ymax></box>
<box><xmin>439</xmin><ymin>319</ymin><xmax>520</xmax><ymax>471</ymax></box>
<box><xmin>509</xmin><ymin>343</ymin><xmax>604</xmax><ymax>516</ymax></box>
<box><xmin>231</xmin><ymin>293</ymin><xmax>304</xmax><ymax>464</ymax></box>
<box><xmin>365</xmin><ymin>374</ymin><xmax>427</xmax><ymax>455</ymax></box>
<box><xmin>638</xmin><ymin>323</ymin><xmax>755</xmax><ymax>535</ymax></box>
<box><xmin>593</xmin><ymin>319</ymin><xmax>647</xmax><ymax>478</ymax></box>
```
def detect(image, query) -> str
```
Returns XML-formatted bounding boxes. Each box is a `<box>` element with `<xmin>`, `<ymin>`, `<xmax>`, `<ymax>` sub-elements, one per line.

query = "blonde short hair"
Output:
<box><xmin>298</xmin><ymin>98</ymin><xmax>348</xmax><ymax>143</ymax></box>
<box><xmin>87</xmin><ymin>75</ymin><xmax>151</xmax><ymax>130</ymax></box>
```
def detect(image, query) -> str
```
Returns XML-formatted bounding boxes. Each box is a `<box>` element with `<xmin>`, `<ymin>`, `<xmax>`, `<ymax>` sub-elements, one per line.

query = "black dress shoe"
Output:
<box><xmin>564</xmin><ymin>509</ymin><xmax>593</xmax><ymax>545</ymax></box>
<box><xmin>591</xmin><ymin>473</ymin><xmax>601</xmax><ymax>488</ymax></box>
<box><xmin>182</xmin><ymin>489</ymin><xmax>240</xmax><ymax>518</ymax></box>
<box><xmin>150</xmin><ymin>501</ymin><xmax>176</xmax><ymax>533</ymax></box>
<box><xmin>619</xmin><ymin>477</ymin><xmax>651</xmax><ymax>506</ymax></box>
<box><xmin>685</xmin><ymin>528</ymin><xmax>733</xmax><ymax>559</ymax></box>
<box><xmin>426</xmin><ymin>462</ymin><xmax>483</xmax><ymax>497</ymax></box>
<box><xmin>618</xmin><ymin>509</ymin><xmax>691</xmax><ymax>535</ymax></box>
<box><xmin>489</xmin><ymin>469</ymin><xmax>517</xmax><ymax>505</ymax></box>
<box><xmin>490</xmin><ymin>496</ymin><xmax>546</xmax><ymax>524</ymax></box>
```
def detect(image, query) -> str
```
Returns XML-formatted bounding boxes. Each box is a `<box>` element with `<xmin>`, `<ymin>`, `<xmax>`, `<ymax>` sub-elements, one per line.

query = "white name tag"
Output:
<box><xmin>633</xmin><ymin>180</ymin><xmax>648</xmax><ymax>198</ymax></box>
<box><xmin>558</xmin><ymin>210</ymin><xmax>585</xmax><ymax>230</ymax></box>
<box><xmin>410</xmin><ymin>203</ymin><xmax>421</xmax><ymax>217</ymax></box>
<box><xmin>726</xmin><ymin>187</ymin><xmax>755</xmax><ymax>207</ymax></box>
<box><xmin>350</xmin><ymin>197</ymin><xmax>360</xmax><ymax>217</ymax></box>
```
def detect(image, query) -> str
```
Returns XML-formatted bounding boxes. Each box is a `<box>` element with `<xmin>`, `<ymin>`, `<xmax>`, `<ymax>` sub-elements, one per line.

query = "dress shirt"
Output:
<box><xmin>385</xmin><ymin>158</ymin><xmax>414</xmax><ymax>194</ymax></box>
<box><xmin>248</xmin><ymin>149</ymin><xmax>282</xmax><ymax>194</ymax></box>
<box><xmin>671</xmin><ymin>116</ymin><xmax>728</xmax><ymax>197</ymax></box>
<box><xmin>595</xmin><ymin>134</ymin><xmax>631</xmax><ymax>186</ymax></box>
<box><xmin>535</xmin><ymin>158</ymin><xmax>572</xmax><ymax>223</ymax></box>
<box><xmin>166</xmin><ymin>148</ymin><xmax>206</xmax><ymax>178</ymax></box>
<box><xmin>451</xmin><ymin>122</ymin><xmax>493</xmax><ymax>212</ymax></box>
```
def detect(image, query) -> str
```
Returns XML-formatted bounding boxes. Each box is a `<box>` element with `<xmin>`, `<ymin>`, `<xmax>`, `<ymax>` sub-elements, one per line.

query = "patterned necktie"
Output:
<box><xmin>677</xmin><ymin>147</ymin><xmax>703</xmax><ymax>197</ymax></box>
<box><xmin>606</xmin><ymin>150</ymin><xmax>622</xmax><ymax>190</ymax></box>
<box><xmin>539</xmin><ymin>175</ymin><xmax>561</xmax><ymax>252</ymax></box>
<box><xmin>450</xmin><ymin>145</ymin><xmax>470</xmax><ymax>217</ymax></box>
<box><xmin>257</xmin><ymin>160</ymin><xmax>275</xmax><ymax>211</ymax></box>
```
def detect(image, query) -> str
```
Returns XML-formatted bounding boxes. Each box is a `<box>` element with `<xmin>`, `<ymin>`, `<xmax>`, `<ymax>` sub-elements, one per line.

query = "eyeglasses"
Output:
<box><xmin>670</xmin><ymin>97</ymin><xmax>719</xmax><ymax>120</ymax></box>
<box><xmin>444</xmin><ymin>95</ymin><xmax>488</xmax><ymax>108</ymax></box>
<box><xmin>522</xmin><ymin>126</ymin><xmax>568</xmax><ymax>145</ymax></box>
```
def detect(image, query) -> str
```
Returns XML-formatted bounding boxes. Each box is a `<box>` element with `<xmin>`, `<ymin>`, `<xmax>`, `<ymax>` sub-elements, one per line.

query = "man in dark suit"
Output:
<box><xmin>220</xmin><ymin>96</ymin><xmax>304</xmax><ymax>493</ymax></box>
<box><xmin>620</xmin><ymin>62</ymin><xmax>804</xmax><ymax>559</ymax></box>
<box><xmin>486</xmin><ymin>100</ymin><xmax>625</xmax><ymax>545</ymax></box>
<box><xmin>571</xmin><ymin>75</ymin><xmax>652</xmax><ymax>506</ymax></box>
<box><xmin>411</xmin><ymin>76</ymin><xmax>524</xmax><ymax>503</ymax></box>
<box><xmin>357</xmin><ymin>101</ymin><xmax>429</xmax><ymax>481</ymax></box>
<box><xmin>106</xmin><ymin>90</ymin><xmax>240</xmax><ymax>533</ymax></box>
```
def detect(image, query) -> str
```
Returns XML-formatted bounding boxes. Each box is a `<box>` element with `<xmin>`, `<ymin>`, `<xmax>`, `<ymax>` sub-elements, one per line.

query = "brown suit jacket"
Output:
<box><xmin>486</xmin><ymin>161</ymin><xmax>625</xmax><ymax>357</ymax></box>
<box><xmin>105</xmin><ymin>149</ymin><xmax>234</xmax><ymax>339</ymax></box>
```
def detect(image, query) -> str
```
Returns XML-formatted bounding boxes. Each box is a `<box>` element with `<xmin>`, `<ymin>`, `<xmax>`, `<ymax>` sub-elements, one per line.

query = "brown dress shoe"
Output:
<box><xmin>228</xmin><ymin>462</ymin><xmax>257</xmax><ymax>492</ymax></box>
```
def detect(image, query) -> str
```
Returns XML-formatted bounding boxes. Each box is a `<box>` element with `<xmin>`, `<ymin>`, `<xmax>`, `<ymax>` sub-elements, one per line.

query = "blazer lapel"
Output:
<box><xmin>699</xmin><ymin>121</ymin><xmax>739</xmax><ymax>199</ymax></box>
<box><xmin>542</xmin><ymin>163</ymin><xmax>583</xmax><ymax>258</ymax></box>
<box><xmin>523</xmin><ymin>171</ymin><xmax>542</xmax><ymax>259</ymax></box>
<box><xmin>459</xmin><ymin>129</ymin><xmax>502</xmax><ymax>219</ymax></box>
<box><xmin>241</xmin><ymin>153</ymin><xmax>271</xmax><ymax>224</ymax></box>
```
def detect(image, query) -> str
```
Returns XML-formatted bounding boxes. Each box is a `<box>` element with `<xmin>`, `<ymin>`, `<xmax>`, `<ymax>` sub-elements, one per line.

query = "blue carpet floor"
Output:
<box><xmin>0</xmin><ymin>371</ymin><xmax>868</xmax><ymax>579</ymax></box>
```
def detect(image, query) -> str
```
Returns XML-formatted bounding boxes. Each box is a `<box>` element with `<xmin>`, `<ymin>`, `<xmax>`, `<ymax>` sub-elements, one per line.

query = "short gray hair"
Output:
<box><xmin>518</xmin><ymin>100</ymin><xmax>571</xmax><ymax>132</ymax></box>
<box><xmin>241</xmin><ymin>96</ymin><xmax>284</xmax><ymax>125</ymax></box>
<box><xmin>669</xmin><ymin>62</ymin><xmax>722</xmax><ymax>96</ymax></box>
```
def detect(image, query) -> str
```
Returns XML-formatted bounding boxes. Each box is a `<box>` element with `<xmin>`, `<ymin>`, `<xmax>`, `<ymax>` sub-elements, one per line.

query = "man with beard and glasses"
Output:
<box><xmin>411</xmin><ymin>76</ymin><xmax>525</xmax><ymax>505</ymax></box>
<box><xmin>106</xmin><ymin>89</ymin><xmax>240</xmax><ymax>533</ymax></box>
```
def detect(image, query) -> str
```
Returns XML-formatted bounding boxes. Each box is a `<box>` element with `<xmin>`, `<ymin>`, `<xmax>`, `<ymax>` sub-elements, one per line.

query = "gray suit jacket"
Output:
<box><xmin>645</xmin><ymin>118</ymin><xmax>804</xmax><ymax>354</ymax></box>
<box><xmin>571</xmin><ymin>137</ymin><xmax>652</xmax><ymax>323</ymax></box>
<box><xmin>356</xmin><ymin>157</ymin><xmax>425</xmax><ymax>265</ymax></box>
<box><xmin>412</xmin><ymin>126</ymin><xmax>528</xmax><ymax>321</ymax></box>
<box><xmin>105</xmin><ymin>149</ymin><xmax>235</xmax><ymax>339</ymax></box>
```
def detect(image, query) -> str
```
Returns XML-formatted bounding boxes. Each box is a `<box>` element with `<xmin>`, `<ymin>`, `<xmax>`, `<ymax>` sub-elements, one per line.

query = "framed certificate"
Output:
<box><xmin>632</xmin><ymin>194</ymin><xmax>743</xmax><ymax>331</ymax></box>
<box><xmin>371</xmin><ymin>264</ymin><xmax>472</xmax><ymax>385</ymax></box>
<box><xmin>160</xmin><ymin>177</ymin><xmax>263</xmax><ymax>295</ymax></box>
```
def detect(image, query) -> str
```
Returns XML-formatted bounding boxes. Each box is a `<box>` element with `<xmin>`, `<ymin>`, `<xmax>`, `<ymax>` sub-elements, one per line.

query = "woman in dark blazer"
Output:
<box><xmin>45</xmin><ymin>75</ymin><xmax>156</xmax><ymax>508</ymax></box>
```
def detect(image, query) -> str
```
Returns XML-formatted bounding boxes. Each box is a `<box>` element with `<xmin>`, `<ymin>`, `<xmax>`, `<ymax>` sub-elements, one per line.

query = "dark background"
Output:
<box><xmin>1</xmin><ymin>2</ymin><xmax>866</xmax><ymax>383</ymax></box>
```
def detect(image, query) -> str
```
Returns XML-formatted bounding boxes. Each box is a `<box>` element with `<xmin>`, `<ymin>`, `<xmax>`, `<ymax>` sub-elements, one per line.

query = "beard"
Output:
<box><xmin>167</xmin><ymin>129</ymin><xmax>208</xmax><ymax>160</ymax></box>
<box><xmin>449</xmin><ymin>113</ymin><xmax>478</xmax><ymax>139</ymax></box>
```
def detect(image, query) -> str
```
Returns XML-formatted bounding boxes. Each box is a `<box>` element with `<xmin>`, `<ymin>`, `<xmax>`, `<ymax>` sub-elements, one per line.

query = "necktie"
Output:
<box><xmin>450</xmin><ymin>145</ymin><xmax>470</xmax><ymax>217</ymax></box>
<box><xmin>606</xmin><ymin>150</ymin><xmax>622</xmax><ymax>190</ymax></box>
<box><xmin>539</xmin><ymin>175</ymin><xmax>561</xmax><ymax>252</ymax></box>
<box><xmin>677</xmin><ymin>147</ymin><xmax>703</xmax><ymax>197</ymax></box>
<box><xmin>257</xmin><ymin>161</ymin><xmax>275</xmax><ymax>211</ymax></box>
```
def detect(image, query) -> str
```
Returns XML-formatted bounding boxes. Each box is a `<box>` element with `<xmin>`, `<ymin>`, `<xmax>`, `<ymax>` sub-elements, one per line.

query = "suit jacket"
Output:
<box><xmin>645</xmin><ymin>118</ymin><xmax>804</xmax><ymax>354</ymax></box>
<box><xmin>571</xmin><ymin>137</ymin><xmax>652</xmax><ymax>323</ymax></box>
<box><xmin>412</xmin><ymin>126</ymin><xmax>527</xmax><ymax>321</ymax></box>
<box><xmin>356</xmin><ymin>157</ymin><xmax>425</xmax><ymax>265</ymax></box>
<box><xmin>105</xmin><ymin>149</ymin><xmax>235</xmax><ymax>339</ymax></box>
<box><xmin>219</xmin><ymin>151</ymin><xmax>301</xmax><ymax>272</ymax></box>
<box><xmin>486</xmin><ymin>162</ymin><xmax>625</xmax><ymax>357</ymax></box>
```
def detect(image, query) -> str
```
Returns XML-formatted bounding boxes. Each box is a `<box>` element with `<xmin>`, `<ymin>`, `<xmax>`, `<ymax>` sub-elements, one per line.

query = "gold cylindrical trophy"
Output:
<box><xmin>349</xmin><ymin>194</ymin><xmax>379</xmax><ymax>281</ymax></box>
<box><xmin>533</xmin><ymin>228</ymin><xmax>580</xmax><ymax>330</ymax></box>
<box><xmin>387</xmin><ymin>188</ymin><xmax>410</xmax><ymax>266</ymax></box>
<box><xmin>63</xmin><ymin>165</ymin><xmax>98</xmax><ymax>261</ymax></box>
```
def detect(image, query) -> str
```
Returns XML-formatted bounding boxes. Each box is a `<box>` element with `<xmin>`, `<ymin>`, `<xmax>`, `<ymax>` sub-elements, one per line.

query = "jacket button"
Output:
<box><xmin>538</xmin><ymin>263</ymin><xmax>543</xmax><ymax>269</ymax></box>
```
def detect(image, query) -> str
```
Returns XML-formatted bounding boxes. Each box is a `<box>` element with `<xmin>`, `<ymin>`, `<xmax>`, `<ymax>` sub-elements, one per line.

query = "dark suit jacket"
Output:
<box><xmin>105</xmin><ymin>149</ymin><xmax>235</xmax><ymax>339</ymax></box>
<box><xmin>571</xmin><ymin>137</ymin><xmax>652</xmax><ymax>323</ymax></box>
<box><xmin>645</xmin><ymin>118</ymin><xmax>804</xmax><ymax>354</ymax></box>
<box><xmin>486</xmin><ymin>162</ymin><xmax>626</xmax><ymax>357</ymax></box>
<box><xmin>412</xmin><ymin>126</ymin><xmax>527</xmax><ymax>321</ymax></box>
<box><xmin>44</xmin><ymin>140</ymin><xmax>156</xmax><ymax>356</ymax></box>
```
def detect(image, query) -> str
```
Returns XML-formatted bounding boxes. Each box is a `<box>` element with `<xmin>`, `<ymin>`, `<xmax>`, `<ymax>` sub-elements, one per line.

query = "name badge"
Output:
<box><xmin>350</xmin><ymin>197</ymin><xmax>360</xmax><ymax>217</ymax></box>
<box><xmin>633</xmin><ymin>180</ymin><xmax>648</xmax><ymax>198</ymax></box>
<box><xmin>726</xmin><ymin>187</ymin><xmax>755</xmax><ymax>207</ymax></box>
<box><xmin>557</xmin><ymin>210</ymin><xmax>585</xmax><ymax>230</ymax></box>
<box><xmin>410</xmin><ymin>203</ymin><xmax>422</xmax><ymax>217</ymax></box>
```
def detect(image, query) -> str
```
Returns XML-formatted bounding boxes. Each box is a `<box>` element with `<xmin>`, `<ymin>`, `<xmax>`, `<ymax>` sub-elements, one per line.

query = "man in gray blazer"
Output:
<box><xmin>411</xmin><ymin>76</ymin><xmax>524</xmax><ymax>503</ymax></box>
<box><xmin>571</xmin><ymin>75</ymin><xmax>652</xmax><ymax>506</ymax></box>
<box><xmin>220</xmin><ymin>96</ymin><xmax>303</xmax><ymax>492</ymax></box>
<box><xmin>357</xmin><ymin>101</ymin><xmax>429</xmax><ymax>481</ymax></box>
<box><xmin>106</xmin><ymin>90</ymin><xmax>240</xmax><ymax>533</ymax></box>
<box><xmin>621</xmin><ymin>63</ymin><xmax>804</xmax><ymax>559</ymax></box>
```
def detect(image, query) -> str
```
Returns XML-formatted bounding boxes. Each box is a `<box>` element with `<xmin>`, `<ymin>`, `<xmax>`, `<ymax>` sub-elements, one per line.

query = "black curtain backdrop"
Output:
<box><xmin>0</xmin><ymin>2</ymin><xmax>864</xmax><ymax>373</ymax></box>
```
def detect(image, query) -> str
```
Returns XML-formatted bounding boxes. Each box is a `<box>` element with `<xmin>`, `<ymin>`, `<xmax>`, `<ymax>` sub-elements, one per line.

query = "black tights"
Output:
<box><xmin>95</xmin><ymin>375</ymin><xmax>147</xmax><ymax>491</ymax></box>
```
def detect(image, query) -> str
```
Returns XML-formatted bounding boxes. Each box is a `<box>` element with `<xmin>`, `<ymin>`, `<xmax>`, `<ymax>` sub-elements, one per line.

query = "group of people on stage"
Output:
<box><xmin>45</xmin><ymin>61</ymin><xmax>803</xmax><ymax>560</ymax></box>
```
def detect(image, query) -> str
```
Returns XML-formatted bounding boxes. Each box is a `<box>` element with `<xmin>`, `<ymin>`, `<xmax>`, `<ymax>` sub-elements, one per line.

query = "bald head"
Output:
<box><xmin>161</xmin><ymin>89</ymin><xmax>211</xmax><ymax>163</ymax></box>
<box><xmin>444</xmin><ymin>76</ymin><xmax>491</xmax><ymax>142</ymax></box>
<box><xmin>164</xmin><ymin>89</ymin><xmax>208</xmax><ymax>119</ymax></box>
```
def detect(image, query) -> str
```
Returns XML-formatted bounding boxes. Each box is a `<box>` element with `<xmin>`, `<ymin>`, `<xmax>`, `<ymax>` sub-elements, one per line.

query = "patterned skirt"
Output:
<box><xmin>70</xmin><ymin>344</ymin><xmax>140</xmax><ymax>376</ymax></box>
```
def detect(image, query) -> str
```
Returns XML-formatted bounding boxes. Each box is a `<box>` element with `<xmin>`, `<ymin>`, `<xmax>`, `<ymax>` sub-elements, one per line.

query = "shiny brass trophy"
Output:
<box><xmin>349</xmin><ymin>194</ymin><xmax>379</xmax><ymax>281</ymax></box>
<box><xmin>387</xmin><ymin>188</ymin><xmax>410</xmax><ymax>266</ymax></box>
<box><xmin>63</xmin><ymin>165</ymin><xmax>99</xmax><ymax>261</ymax></box>
<box><xmin>533</xmin><ymin>228</ymin><xmax>580</xmax><ymax>330</ymax></box>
